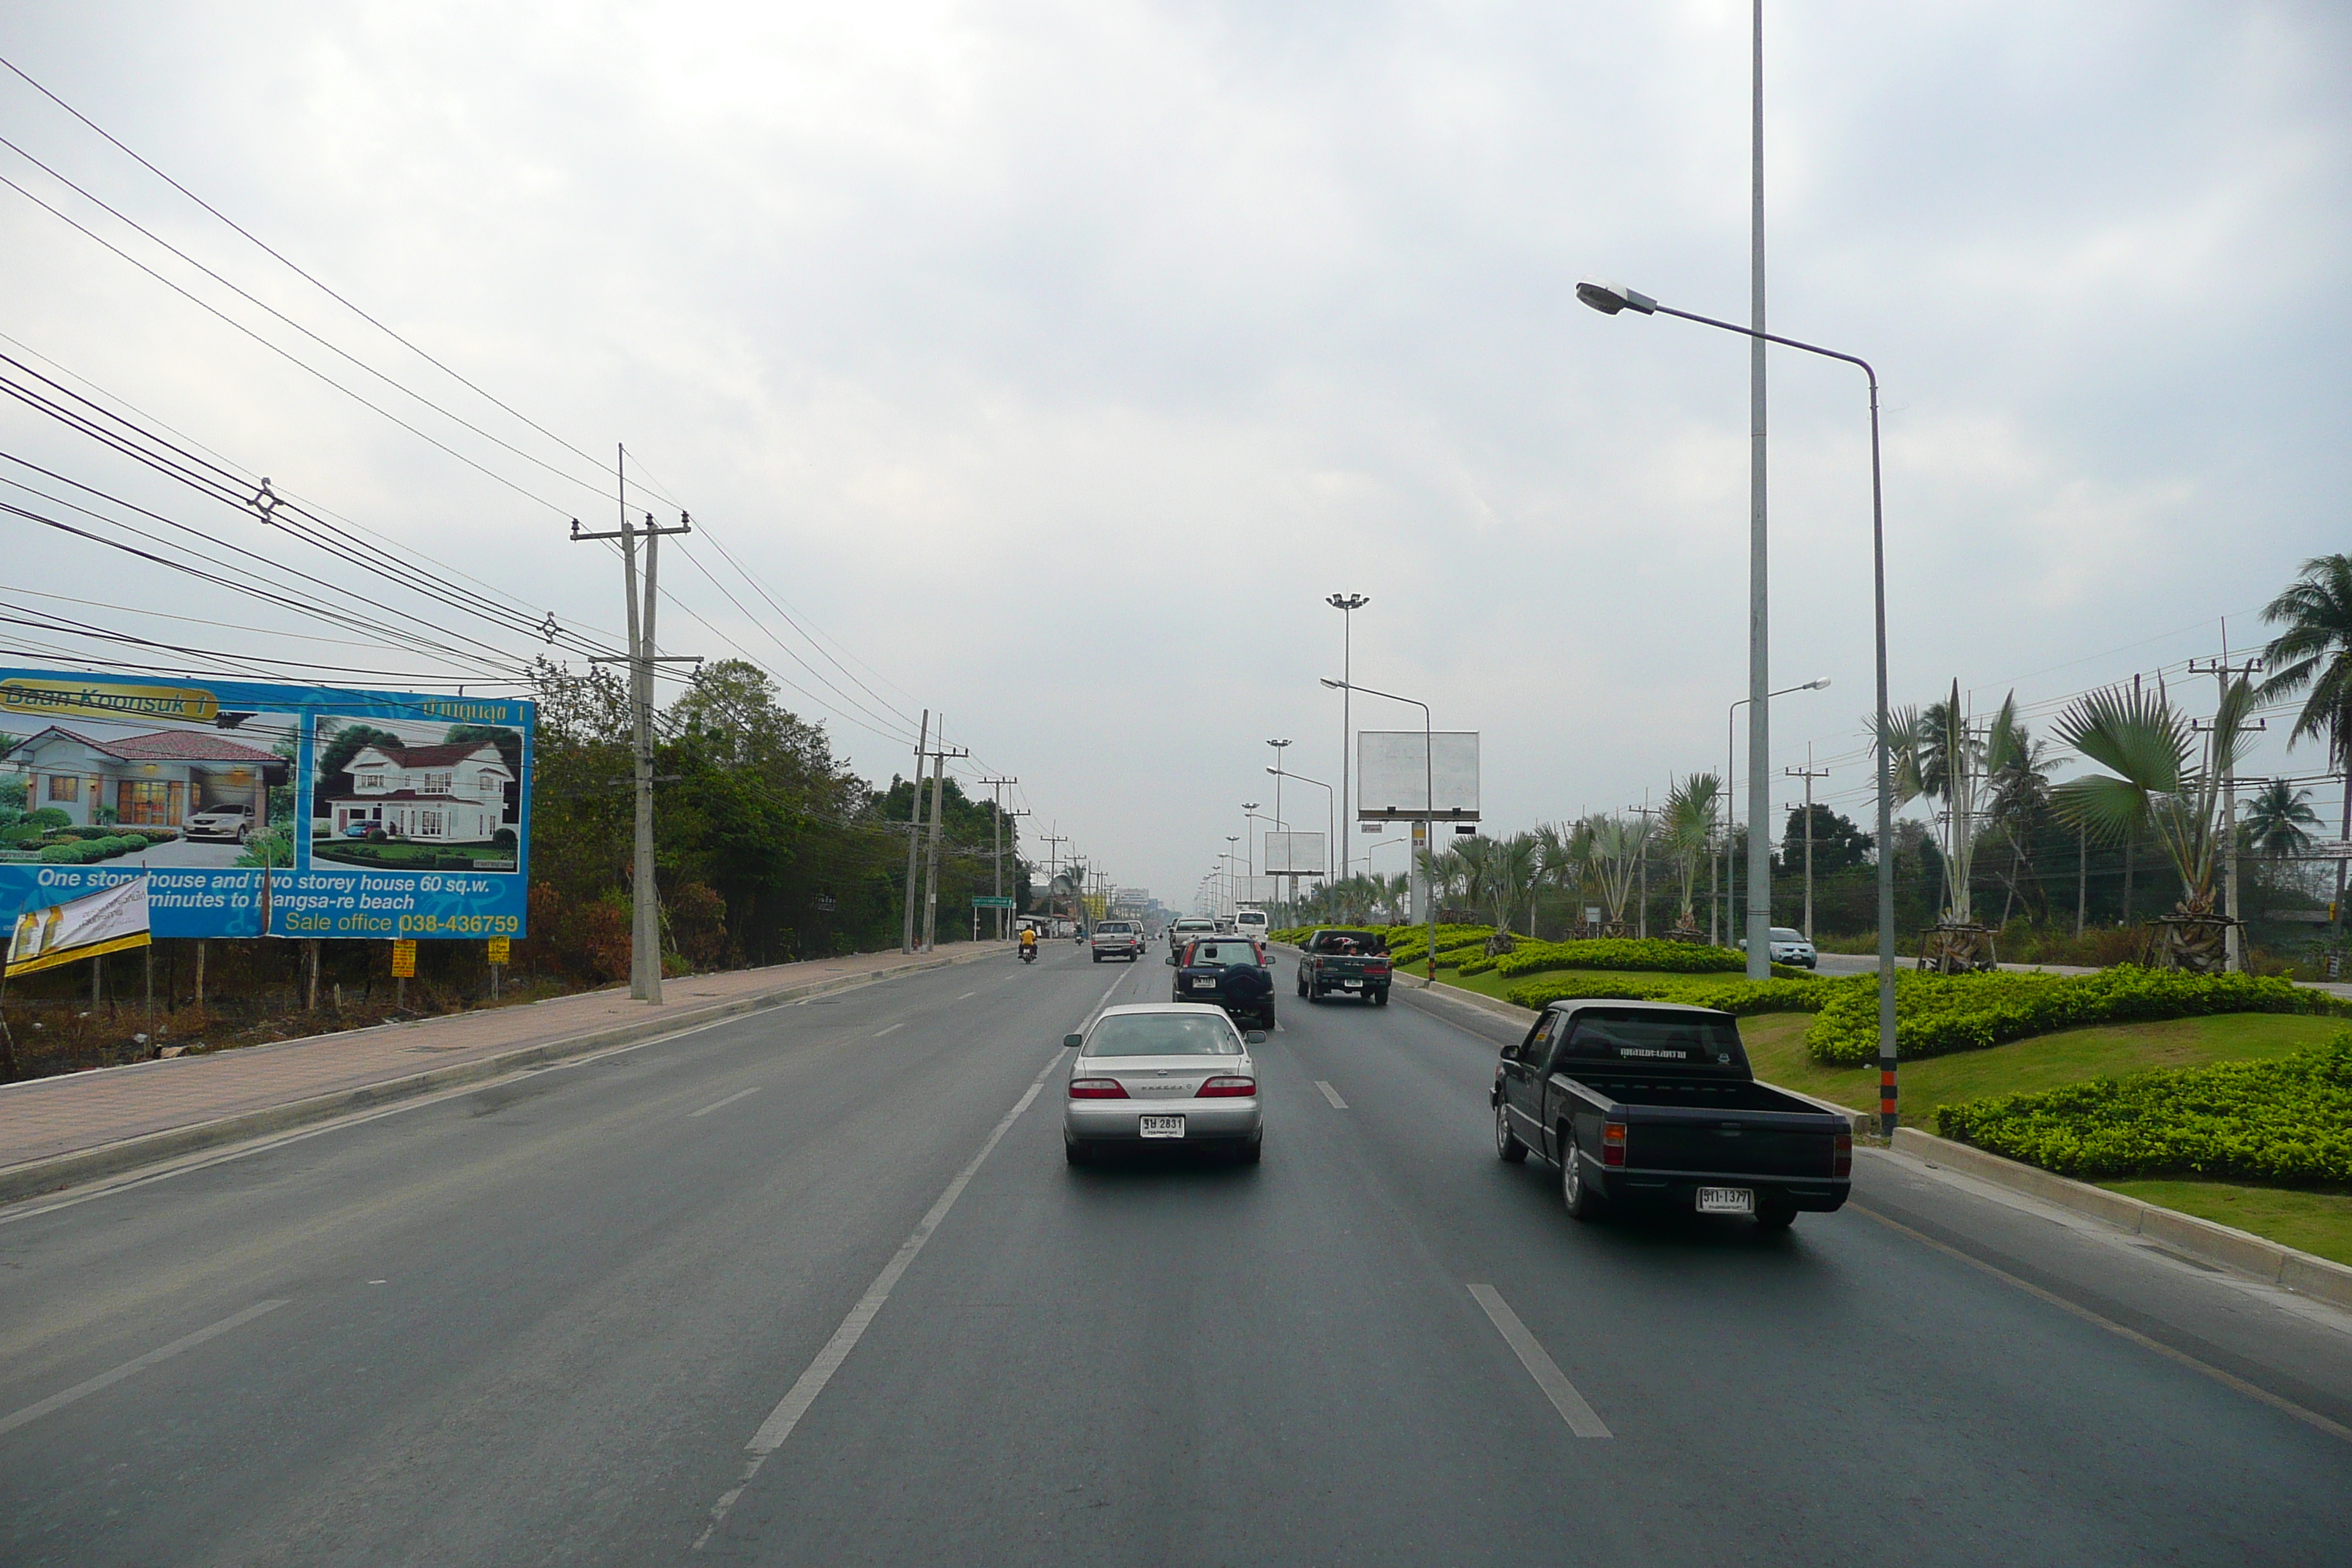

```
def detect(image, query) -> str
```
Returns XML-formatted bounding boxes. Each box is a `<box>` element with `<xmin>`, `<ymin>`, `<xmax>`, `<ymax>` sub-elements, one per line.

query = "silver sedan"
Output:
<box><xmin>1062</xmin><ymin>1003</ymin><xmax>1264</xmax><ymax>1165</ymax></box>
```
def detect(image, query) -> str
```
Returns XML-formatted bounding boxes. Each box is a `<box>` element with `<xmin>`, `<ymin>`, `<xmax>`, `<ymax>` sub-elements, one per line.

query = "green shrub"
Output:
<box><xmin>1483</xmin><ymin>938</ymin><xmax>1745</xmax><ymax>978</ymax></box>
<box><xmin>1505</xmin><ymin>972</ymin><xmax>1841</xmax><ymax>1017</ymax></box>
<box><xmin>1935</xmin><ymin>1038</ymin><xmax>2352</xmax><ymax>1186</ymax></box>
<box><xmin>37</xmin><ymin>840</ymin><xmax>105</xmax><ymax>864</ymax></box>
<box><xmin>1806</xmin><ymin>965</ymin><xmax>2351</xmax><ymax>1066</ymax></box>
<box><xmin>0</xmin><ymin>823</ymin><xmax>42</xmax><ymax>846</ymax></box>
<box><xmin>26</xmin><ymin>807</ymin><xmax>69</xmax><ymax>830</ymax></box>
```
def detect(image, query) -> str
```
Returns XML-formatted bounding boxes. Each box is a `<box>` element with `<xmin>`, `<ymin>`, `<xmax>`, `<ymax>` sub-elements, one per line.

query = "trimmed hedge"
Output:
<box><xmin>1935</xmin><ymin>1039</ymin><xmax>2352</xmax><ymax>1186</ymax></box>
<box><xmin>1461</xmin><ymin>938</ymin><xmax>1745</xmax><ymax>979</ymax></box>
<box><xmin>1806</xmin><ymin>965</ymin><xmax>2352</xmax><ymax>1066</ymax></box>
<box><xmin>1504</xmin><ymin>972</ymin><xmax>1839</xmax><ymax>1017</ymax></box>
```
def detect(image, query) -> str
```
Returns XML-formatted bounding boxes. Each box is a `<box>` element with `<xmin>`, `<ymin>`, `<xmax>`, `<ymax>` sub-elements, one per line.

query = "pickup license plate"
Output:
<box><xmin>1697</xmin><ymin>1186</ymin><xmax>1754</xmax><ymax>1215</ymax></box>
<box><xmin>1341</xmin><ymin>979</ymin><xmax>1360</xmax><ymax>989</ymax></box>
<box><xmin>1139</xmin><ymin>1115</ymin><xmax>1185</xmax><ymax>1139</ymax></box>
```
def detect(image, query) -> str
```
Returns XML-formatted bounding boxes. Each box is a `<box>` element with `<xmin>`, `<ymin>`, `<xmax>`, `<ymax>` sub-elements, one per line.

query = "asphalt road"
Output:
<box><xmin>2</xmin><ymin>941</ymin><xmax>2348</xmax><ymax>1565</ymax></box>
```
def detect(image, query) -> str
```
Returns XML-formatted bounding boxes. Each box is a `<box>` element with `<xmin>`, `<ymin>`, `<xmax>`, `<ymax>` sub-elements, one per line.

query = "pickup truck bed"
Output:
<box><xmin>1295</xmin><ymin>930</ymin><xmax>1392</xmax><ymax>1006</ymax></box>
<box><xmin>1495</xmin><ymin>1000</ymin><xmax>1850</xmax><ymax>1228</ymax></box>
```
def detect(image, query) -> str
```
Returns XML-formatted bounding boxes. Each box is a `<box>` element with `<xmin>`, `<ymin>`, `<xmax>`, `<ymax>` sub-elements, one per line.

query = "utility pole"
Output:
<box><xmin>1041</xmin><ymin>833</ymin><xmax>1068</xmax><ymax>927</ymax></box>
<box><xmin>980</xmin><ymin>776</ymin><xmax>1019</xmax><ymax>939</ymax></box>
<box><xmin>919</xmin><ymin>734</ymin><xmax>970</xmax><ymax>952</ymax></box>
<box><xmin>902</xmin><ymin>712</ymin><xmax>928</xmax><ymax>954</ymax></box>
<box><xmin>1786</xmin><ymin>750</ymin><xmax>1830</xmax><ymax>941</ymax></box>
<box><xmin>2191</xmin><ymin>645</ymin><xmax>2264</xmax><ymax>971</ymax></box>
<box><xmin>1745</xmin><ymin>0</ymin><xmax>1774</xmax><ymax>984</ymax></box>
<box><xmin>1627</xmin><ymin>800</ymin><xmax>1659</xmax><ymax>940</ymax></box>
<box><xmin>571</xmin><ymin>463</ymin><xmax>693</xmax><ymax>1004</ymax></box>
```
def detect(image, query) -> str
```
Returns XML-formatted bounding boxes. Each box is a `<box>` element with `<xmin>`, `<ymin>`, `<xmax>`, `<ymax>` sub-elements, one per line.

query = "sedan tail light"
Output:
<box><xmin>1832</xmin><ymin>1128</ymin><xmax>1852</xmax><ymax>1178</ymax></box>
<box><xmin>1600</xmin><ymin>1120</ymin><xmax>1627</xmax><ymax>1167</ymax></box>
<box><xmin>1067</xmin><ymin>1078</ymin><xmax>1128</xmax><ymax>1098</ymax></box>
<box><xmin>1196</xmin><ymin>1076</ymin><xmax>1256</xmax><ymax>1098</ymax></box>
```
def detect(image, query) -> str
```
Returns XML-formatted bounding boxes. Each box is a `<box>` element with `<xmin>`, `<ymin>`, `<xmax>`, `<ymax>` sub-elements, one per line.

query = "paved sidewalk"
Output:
<box><xmin>0</xmin><ymin>943</ymin><xmax>1008</xmax><ymax>1199</ymax></box>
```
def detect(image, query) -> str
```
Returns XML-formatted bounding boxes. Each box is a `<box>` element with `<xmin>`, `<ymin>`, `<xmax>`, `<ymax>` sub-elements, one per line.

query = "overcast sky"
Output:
<box><xmin>2</xmin><ymin>1</ymin><xmax>2347</xmax><ymax>908</ymax></box>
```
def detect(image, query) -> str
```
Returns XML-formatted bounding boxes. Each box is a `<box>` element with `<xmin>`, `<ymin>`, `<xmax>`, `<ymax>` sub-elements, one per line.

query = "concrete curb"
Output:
<box><xmin>0</xmin><ymin>946</ymin><xmax>1003</xmax><ymax>1207</ymax></box>
<box><xmin>1891</xmin><ymin>1126</ymin><xmax>2352</xmax><ymax>1312</ymax></box>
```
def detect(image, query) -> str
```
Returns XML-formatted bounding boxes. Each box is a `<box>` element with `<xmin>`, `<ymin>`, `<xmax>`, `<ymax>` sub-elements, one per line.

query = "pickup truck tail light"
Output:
<box><xmin>1365</xmin><ymin>960</ymin><xmax>1390</xmax><ymax>975</ymax></box>
<box><xmin>1832</xmin><ymin>1128</ymin><xmax>1852</xmax><ymax>1178</ymax></box>
<box><xmin>1600</xmin><ymin>1120</ymin><xmax>1627</xmax><ymax>1167</ymax></box>
<box><xmin>1067</xmin><ymin>1078</ymin><xmax>1128</xmax><ymax>1099</ymax></box>
<box><xmin>1196</xmin><ymin>1076</ymin><xmax>1256</xmax><ymax>1098</ymax></box>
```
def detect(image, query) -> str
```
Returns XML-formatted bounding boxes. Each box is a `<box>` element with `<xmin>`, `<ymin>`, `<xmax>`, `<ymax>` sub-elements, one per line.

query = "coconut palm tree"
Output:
<box><xmin>1985</xmin><ymin>719</ymin><xmax>2054</xmax><ymax>925</ymax></box>
<box><xmin>1660</xmin><ymin>772</ymin><xmax>1720</xmax><ymax>934</ymax></box>
<box><xmin>2053</xmin><ymin>676</ymin><xmax>2259</xmax><ymax>968</ymax></box>
<box><xmin>2241</xmin><ymin>778</ymin><xmax>2319</xmax><ymax>860</ymax></box>
<box><xmin>2259</xmin><ymin>554</ymin><xmax>2352</xmax><ymax>935</ymax></box>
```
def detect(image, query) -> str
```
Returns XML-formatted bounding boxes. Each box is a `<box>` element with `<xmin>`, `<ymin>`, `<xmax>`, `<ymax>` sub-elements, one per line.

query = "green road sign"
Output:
<box><xmin>971</xmin><ymin>896</ymin><xmax>1017</xmax><ymax>908</ymax></box>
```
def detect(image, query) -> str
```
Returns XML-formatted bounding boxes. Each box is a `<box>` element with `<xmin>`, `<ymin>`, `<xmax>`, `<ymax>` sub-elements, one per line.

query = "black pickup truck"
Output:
<box><xmin>1294</xmin><ymin>929</ymin><xmax>1392</xmax><ymax>1006</ymax></box>
<box><xmin>1492</xmin><ymin>998</ymin><xmax>1851</xmax><ymax>1229</ymax></box>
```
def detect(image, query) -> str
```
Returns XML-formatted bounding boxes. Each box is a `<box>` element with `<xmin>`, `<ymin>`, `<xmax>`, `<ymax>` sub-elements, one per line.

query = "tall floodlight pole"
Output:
<box><xmin>1578</xmin><ymin>276</ymin><xmax>1894</xmax><ymax>1132</ymax></box>
<box><xmin>1322</xmin><ymin>677</ymin><xmax>1436</xmax><ymax>981</ymax></box>
<box><xmin>1746</xmin><ymin>0</ymin><xmax>1772</xmax><ymax>984</ymax></box>
<box><xmin>1326</xmin><ymin>595</ymin><xmax>1369</xmax><ymax>881</ymax></box>
<box><xmin>1225</xmin><ymin>837</ymin><xmax>1240</xmax><ymax>914</ymax></box>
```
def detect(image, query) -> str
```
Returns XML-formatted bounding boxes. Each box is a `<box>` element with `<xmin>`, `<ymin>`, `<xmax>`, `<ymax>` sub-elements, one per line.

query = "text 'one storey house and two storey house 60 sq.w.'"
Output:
<box><xmin>325</xmin><ymin>740</ymin><xmax>513</xmax><ymax>844</ymax></box>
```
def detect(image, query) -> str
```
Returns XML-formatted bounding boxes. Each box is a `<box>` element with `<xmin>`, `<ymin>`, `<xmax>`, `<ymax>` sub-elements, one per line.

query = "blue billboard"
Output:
<box><xmin>0</xmin><ymin>669</ymin><xmax>531</xmax><ymax>940</ymax></box>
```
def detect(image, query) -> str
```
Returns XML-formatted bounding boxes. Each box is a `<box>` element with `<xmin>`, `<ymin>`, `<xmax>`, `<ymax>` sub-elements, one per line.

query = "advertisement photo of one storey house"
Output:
<box><xmin>312</xmin><ymin>717</ymin><xmax>521</xmax><ymax>872</ymax></box>
<box><xmin>2</xmin><ymin>724</ymin><xmax>284</xmax><ymax>832</ymax></box>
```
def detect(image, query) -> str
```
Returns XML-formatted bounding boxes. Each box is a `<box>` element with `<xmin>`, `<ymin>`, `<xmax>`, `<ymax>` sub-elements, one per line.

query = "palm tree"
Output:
<box><xmin>1880</xmin><ymin>684</ymin><xmax>2031</xmax><ymax>928</ymax></box>
<box><xmin>2053</xmin><ymin>676</ymin><xmax>2259</xmax><ymax>968</ymax></box>
<box><xmin>2241</xmin><ymin>777</ymin><xmax>2319</xmax><ymax>860</ymax></box>
<box><xmin>2260</xmin><ymin>554</ymin><xmax>2352</xmax><ymax>938</ymax></box>
<box><xmin>1660</xmin><ymin>773</ymin><xmax>1720</xmax><ymax>934</ymax></box>
<box><xmin>1584</xmin><ymin>814</ymin><xmax>1646</xmax><ymax>927</ymax></box>
<box><xmin>1985</xmin><ymin>719</ymin><xmax>2054</xmax><ymax>925</ymax></box>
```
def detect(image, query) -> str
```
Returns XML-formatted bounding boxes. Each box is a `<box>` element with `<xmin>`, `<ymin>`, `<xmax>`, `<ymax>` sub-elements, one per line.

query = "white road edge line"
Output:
<box><xmin>872</xmin><ymin>1022</ymin><xmax>904</xmax><ymax>1038</ymax></box>
<box><xmin>956</xmin><ymin>991</ymin><xmax>976</xmax><ymax>1000</ymax></box>
<box><xmin>1315</xmin><ymin>1080</ymin><xmax>1348</xmax><ymax>1110</ymax></box>
<box><xmin>697</xmin><ymin>1034</ymin><xmax>1098</xmax><ymax>1550</ymax></box>
<box><xmin>687</xmin><ymin>1087</ymin><xmax>761</xmax><ymax>1119</ymax></box>
<box><xmin>1466</xmin><ymin>1284</ymin><xmax>1611</xmax><ymax>1439</ymax></box>
<box><xmin>0</xmin><ymin>1299</ymin><xmax>290</xmax><ymax>1439</ymax></box>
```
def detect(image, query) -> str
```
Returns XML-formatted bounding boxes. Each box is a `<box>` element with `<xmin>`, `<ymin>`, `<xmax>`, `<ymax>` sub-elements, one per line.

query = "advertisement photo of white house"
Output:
<box><xmin>310</xmin><ymin>716</ymin><xmax>523</xmax><ymax>873</ymax></box>
<box><xmin>0</xmin><ymin>712</ymin><xmax>298</xmax><ymax>871</ymax></box>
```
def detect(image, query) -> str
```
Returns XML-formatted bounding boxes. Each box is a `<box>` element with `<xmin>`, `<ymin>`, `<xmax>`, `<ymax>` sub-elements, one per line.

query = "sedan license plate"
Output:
<box><xmin>1139</xmin><ymin>1115</ymin><xmax>1186</xmax><ymax>1139</ymax></box>
<box><xmin>1697</xmin><ymin>1186</ymin><xmax>1755</xmax><ymax>1215</ymax></box>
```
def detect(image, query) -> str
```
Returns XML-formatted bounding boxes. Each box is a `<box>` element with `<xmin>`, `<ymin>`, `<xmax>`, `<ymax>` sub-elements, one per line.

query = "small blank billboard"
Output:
<box><xmin>1236</xmin><ymin>875</ymin><xmax>1285</xmax><ymax>903</ymax></box>
<box><xmin>1357</xmin><ymin>731</ymin><xmax>1480</xmax><ymax>821</ymax></box>
<box><xmin>1264</xmin><ymin>831</ymin><xmax>1327</xmax><ymax>875</ymax></box>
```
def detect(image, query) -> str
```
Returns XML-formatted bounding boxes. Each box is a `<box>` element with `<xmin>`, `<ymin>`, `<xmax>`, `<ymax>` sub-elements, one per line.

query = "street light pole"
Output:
<box><xmin>1576</xmin><ymin>275</ymin><xmax>1896</xmax><ymax>1131</ymax></box>
<box><xmin>1267</xmin><ymin>739</ymin><xmax>1292</xmax><ymax>917</ymax></box>
<box><xmin>1723</xmin><ymin>678</ymin><xmax>1827</xmax><ymax>949</ymax></box>
<box><xmin>1270</xmin><ymin>763</ymin><xmax>1334</xmax><ymax>923</ymax></box>
<box><xmin>1326</xmin><ymin>595</ymin><xmax>1369</xmax><ymax>882</ymax></box>
<box><xmin>1322</xmin><ymin>676</ymin><xmax>1435</xmax><ymax>981</ymax></box>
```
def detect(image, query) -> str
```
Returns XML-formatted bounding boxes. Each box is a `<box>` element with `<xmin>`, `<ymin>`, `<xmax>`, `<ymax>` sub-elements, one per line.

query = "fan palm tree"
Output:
<box><xmin>1583</xmin><ymin>814</ymin><xmax>1646</xmax><ymax>927</ymax></box>
<box><xmin>2260</xmin><ymin>554</ymin><xmax>2352</xmax><ymax>930</ymax></box>
<box><xmin>1879</xmin><ymin>684</ymin><xmax>2031</xmax><ymax>926</ymax></box>
<box><xmin>2052</xmin><ymin>676</ymin><xmax>2258</xmax><ymax>962</ymax></box>
<box><xmin>2241</xmin><ymin>778</ymin><xmax>2319</xmax><ymax>861</ymax></box>
<box><xmin>1660</xmin><ymin>772</ymin><xmax>1720</xmax><ymax>932</ymax></box>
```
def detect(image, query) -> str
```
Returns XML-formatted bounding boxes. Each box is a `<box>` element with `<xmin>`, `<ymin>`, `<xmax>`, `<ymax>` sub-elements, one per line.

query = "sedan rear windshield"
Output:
<box><xmin>1561</xmin><ymin>1009</ymin><xmax>1745</xmax><ymax>1068</ymax></box>
<box><xmin>1085</xmin><ymin>1014</ymin><xmax>1242</xmax><ymax>1057</ymax></box>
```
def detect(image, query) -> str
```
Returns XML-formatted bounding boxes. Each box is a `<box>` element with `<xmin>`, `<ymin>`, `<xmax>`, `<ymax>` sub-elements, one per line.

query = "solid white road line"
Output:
<box><xmin>1315</xmin><ymin>1080</ymin><xmax>1348</xmax><ymax>1110</ymax></box>
<box><xmin>0</xmin><ymin>1299</ymin><xmax>290</xmax><ymax>1439</ymax></box>
<box><xmin>1852</xmin><ymin>1202</ymin><xmax>2352</xmax><ymax>1444</ymax></box>
<box><xmin>872</xmin><ymin>1022</ymin><xmax>904</xmax><ymax>1038</ymax></box>
<box><xmin>687</xmin><ymin>1087</ymin><xmax>761</xmax><ymax>1119</ymax></box>
<box><xmin>1466</xmin><ymin>1284</ymin><xmax>1611</xmax><ymax>1439</ymax></box>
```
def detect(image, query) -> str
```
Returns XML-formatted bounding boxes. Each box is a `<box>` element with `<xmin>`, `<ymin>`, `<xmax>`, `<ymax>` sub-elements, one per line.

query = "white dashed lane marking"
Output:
<box><xmin>1315</xmin><ymin>1080</ymin><xmax>1347</xmax><ymax>1109</ymax></box>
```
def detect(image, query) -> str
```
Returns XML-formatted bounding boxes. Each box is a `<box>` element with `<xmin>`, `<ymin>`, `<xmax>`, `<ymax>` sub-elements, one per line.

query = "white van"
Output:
<box><xmin>1232</xmin><ymin>909</ymin><xmax>1270</xmax><ymax>943</ymax></box>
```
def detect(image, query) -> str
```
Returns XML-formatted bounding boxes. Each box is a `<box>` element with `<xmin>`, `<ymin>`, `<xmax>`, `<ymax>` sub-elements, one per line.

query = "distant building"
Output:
<box><xmin>1</xmin><ymin>725</ymin><xmax>282</xmax><ymax>829</ymax></box>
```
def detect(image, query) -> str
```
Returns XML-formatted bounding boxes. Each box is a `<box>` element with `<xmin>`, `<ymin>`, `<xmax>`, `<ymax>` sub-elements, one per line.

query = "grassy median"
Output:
<box><xmin>2097</xmin><ymin>1180</ymin><xmax>2352</xmax><ymax>1267</ymax></box>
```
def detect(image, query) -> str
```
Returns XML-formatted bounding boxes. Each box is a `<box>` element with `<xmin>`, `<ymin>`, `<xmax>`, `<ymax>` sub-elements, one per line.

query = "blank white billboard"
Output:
<box><xmin>1236</xmin><ymin>875</ymin><xmax>1285</xmax><ymax>903</ymax></box>
<box><xmin>1357</xmin><ymin>731</ymin><xmax>1480</xmax><ymax>821</ymax></box>
<box><xmin>1264</xmin><ymin>831</ymin><xmax>1327</xmax><ymax>875</ymax></box>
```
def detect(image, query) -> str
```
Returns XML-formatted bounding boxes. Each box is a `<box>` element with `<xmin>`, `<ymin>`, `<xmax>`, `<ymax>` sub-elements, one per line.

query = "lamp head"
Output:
<box><xmin>1576</xmin><ymin>279</ymin><xmax>1657</xmax><ymax>316</ymax></box>
<box><xmin>1319</xmin><ymin>677</ymin><xmax>1346</xmax><ymax>691</ymax></box>
<box><xmin>1325</xmin><ymin>593</ymin><xmax>1370</xmax><ymax>611</ymax></box>
<box><xmin>1806</xmin><ymin>677</ymin><xmax>1832</xmax><ymax>691</ymax></box>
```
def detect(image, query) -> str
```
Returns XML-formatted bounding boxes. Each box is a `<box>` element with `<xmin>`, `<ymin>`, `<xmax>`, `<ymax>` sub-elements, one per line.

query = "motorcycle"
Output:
<box><xmin>1019</xmin><ymin>942</ymin><xmax>1038</xmax><ymax>965</ymax></box>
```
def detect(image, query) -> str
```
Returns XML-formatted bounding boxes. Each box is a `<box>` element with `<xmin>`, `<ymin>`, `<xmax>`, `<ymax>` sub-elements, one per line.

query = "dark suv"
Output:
<box><xmin>1172</xmin><ymin>937</ymin><xmax>1276</xmax><ymax>1031</ymax></box>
